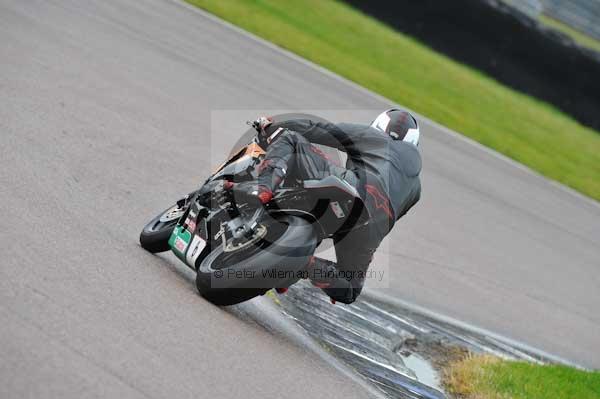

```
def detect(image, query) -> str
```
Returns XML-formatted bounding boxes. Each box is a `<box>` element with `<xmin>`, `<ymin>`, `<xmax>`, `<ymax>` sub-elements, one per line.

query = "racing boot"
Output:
<box><xmin>305</xmin><ymin>256</ymin><xmax>355</xmax><ymax>304</ymax></box>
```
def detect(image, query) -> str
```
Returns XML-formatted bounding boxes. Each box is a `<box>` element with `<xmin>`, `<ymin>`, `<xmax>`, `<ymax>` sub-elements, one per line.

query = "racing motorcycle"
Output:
<box><xmin>139</xmin><ymin>115</ymin><xmax>368</xmax><ymax>306</ymax></box>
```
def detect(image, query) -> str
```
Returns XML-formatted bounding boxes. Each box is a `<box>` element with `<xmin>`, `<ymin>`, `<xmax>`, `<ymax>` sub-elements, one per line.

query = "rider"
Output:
<box><xmin>248</xmin><ymin>109</ymin><xmax>422</xmax><ymax>304</ymax></box>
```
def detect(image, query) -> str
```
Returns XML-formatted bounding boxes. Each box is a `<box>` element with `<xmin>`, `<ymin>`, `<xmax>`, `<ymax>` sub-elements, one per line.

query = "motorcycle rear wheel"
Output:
<box><xmin>196</xmin><ymin>215</ymin><xmax>317</xmax><ymax>306</ymax></box>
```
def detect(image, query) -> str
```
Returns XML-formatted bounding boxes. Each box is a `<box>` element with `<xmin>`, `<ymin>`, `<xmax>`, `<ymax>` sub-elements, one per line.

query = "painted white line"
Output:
<box><xmin>240</xmin><ymin>296</ymin><xmax>390</xmax><ymax>399</ymax></box>
<box><xmin>170</xmin><ymin>0</ymin><xmax>599</xmax><ymax>209</ymax></box>
<box><xmin>362</xmin><ymin>288</ymin><xmax>587</xmax><ymax>370</ymax></box>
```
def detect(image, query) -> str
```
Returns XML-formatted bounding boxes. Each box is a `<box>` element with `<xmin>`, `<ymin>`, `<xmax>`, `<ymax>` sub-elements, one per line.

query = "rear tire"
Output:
<box><xmin>196</xmin><ymin>215</ymin><xmax>317</xmax><ymax>306</ymax></box>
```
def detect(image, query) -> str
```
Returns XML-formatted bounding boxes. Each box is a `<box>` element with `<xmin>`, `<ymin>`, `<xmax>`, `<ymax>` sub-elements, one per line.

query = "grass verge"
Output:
<box><xmin>539</xmin><ymin>15</ymin><xmax>600</xmax><ymax>53</ymax></box>
<box><xmin>187</xmin><ymin>0</ymin><xmax>600</xmax><ymax>201</ymax></box>
<box><xmin>443</xmin><ymin>354</ymin><xmax>600</xmax><ymax>399</ymax></box>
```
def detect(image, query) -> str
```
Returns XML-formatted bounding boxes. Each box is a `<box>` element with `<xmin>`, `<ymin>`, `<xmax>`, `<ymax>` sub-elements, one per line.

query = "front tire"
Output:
<box><xmin>139</xmin><ymin>204</ymin><xmax>185</xmax><ymax>253</ymax></box>
<box><xmin>196</xmin><ymin>215</ymin><xmax>317</xmax><ymax>306</ymax></box>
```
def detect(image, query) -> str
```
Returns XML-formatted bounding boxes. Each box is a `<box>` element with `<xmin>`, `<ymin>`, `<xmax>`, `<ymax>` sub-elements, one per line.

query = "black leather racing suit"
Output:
<box><xmin>258</xmin><ymin>119</ymin><xmax>422</xmax><ymax>303</ymax></box>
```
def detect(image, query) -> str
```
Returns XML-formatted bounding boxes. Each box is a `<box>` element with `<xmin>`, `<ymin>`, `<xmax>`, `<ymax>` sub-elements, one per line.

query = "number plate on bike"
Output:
<box><xmin>185</xmin><ymin>235</ymin><xmax>206</xmax><ymax>267</ymax></box>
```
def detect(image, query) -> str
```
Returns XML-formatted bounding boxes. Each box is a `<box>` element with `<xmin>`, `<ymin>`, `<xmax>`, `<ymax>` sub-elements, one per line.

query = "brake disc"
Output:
<box><xmin>159</xmin><ymin>205</ymin><xmax>185</xmax><ymax>223</ymax></box>
<box><xmin>223</xmin><ymin>224</ymin><xmax>267</xmax><ymax>253</ymax></box>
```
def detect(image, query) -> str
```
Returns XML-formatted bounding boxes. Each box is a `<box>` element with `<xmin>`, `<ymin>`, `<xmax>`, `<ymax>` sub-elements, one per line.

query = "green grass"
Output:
<box><xmin>540</xmin><ymin>15</ymin><xmax>600</xmax><ymax>53</ymax></box>
<box><xmin>187</xmin><ymin>0</ymin><xmax>600</xmax><ymax>201</ymax></box>
<box><xmin>444</xmin><ymin>355</ymin><xmax>600</xmax><ymax>399</ymax></box>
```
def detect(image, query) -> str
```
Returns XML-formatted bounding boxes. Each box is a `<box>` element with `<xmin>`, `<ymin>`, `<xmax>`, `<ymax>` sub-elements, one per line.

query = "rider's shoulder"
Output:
<box><xmin>336</xmin><ymin>122</ymin><xmax>366</xmax><ymax>130</ymax></box>
<box><xmin>335</xmin><ymin>122</ymin><xmax>375</xmax><ymax>136</ymax></box>
<box><xmin>395</xmin><ymin>141</ymin><xmax>422</xmax><ymax>176</ymax></box>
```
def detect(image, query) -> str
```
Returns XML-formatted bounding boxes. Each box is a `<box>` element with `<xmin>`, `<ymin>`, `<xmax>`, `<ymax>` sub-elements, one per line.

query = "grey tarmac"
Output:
<box><xmin>0</xmin><ymin>1</ymin><xmax>599</xmax><ymax>398</ymax></box>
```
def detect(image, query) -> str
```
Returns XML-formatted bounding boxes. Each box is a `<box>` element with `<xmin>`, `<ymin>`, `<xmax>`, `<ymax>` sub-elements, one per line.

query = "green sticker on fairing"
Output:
<box><xmin>169</xmin><ymin>225</ymin><xmax>192</xmax><ymax>259</ymax></box>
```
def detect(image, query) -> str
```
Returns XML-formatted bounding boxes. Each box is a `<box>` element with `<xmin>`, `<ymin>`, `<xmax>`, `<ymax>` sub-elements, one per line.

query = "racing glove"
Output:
<box><xmin>226</xmin><ymin>181</ymin><xmax>273</xmax><ymax>205</ymax></box>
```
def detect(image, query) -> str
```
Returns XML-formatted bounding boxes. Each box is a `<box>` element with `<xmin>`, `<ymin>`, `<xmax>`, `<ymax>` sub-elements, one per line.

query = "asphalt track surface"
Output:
<box><xmin>1</xmin><ymin>0</ymin><xmax>599</xmax><ymax>397</ymax></box>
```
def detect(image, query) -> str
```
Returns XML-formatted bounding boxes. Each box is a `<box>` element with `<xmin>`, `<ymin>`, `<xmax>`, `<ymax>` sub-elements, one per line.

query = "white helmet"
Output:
<box><xmin>371</xmin><ymin>108</ymin><xmax>420</xmax><ymax>146</ymax></box>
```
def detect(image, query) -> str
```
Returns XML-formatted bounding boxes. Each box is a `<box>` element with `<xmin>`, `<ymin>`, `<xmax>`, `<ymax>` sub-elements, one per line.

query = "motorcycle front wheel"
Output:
<box><xmin>139</xmin><ymin>203</ymin><xmax>186</xmax><ymax>253</ymax></box>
